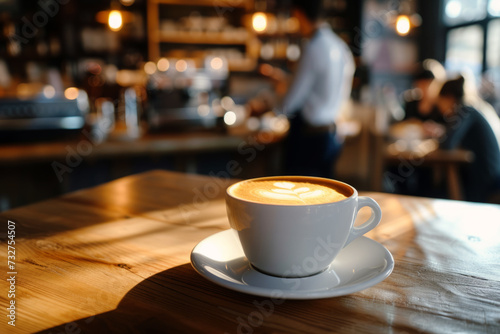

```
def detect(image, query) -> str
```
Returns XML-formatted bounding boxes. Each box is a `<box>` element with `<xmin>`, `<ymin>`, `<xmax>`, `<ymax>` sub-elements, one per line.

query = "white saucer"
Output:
<box><xmin>190</xmin><ymin>230</ymin><xmax>394</xmax><ymax>300</ymax></box>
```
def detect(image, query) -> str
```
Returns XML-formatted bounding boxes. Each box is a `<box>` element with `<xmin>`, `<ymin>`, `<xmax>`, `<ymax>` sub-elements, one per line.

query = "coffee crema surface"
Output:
<box><xmin>229</xmin><ymin>178</ymin><xmax>349</xmax><ymax>205</ymax></box>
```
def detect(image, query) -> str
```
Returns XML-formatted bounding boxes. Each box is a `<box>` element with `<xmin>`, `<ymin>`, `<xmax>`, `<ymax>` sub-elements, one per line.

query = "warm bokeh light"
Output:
<box><xmin>270</xmin><ymin>115</ymin><xmax>290</xmax><ymax>133</ymax></box>
<box><xmin>396</xmin><ymin>15</ymin><xmax>411</xmax><ymax>36</ymax></box>
<box><xmin>42</xmin><ymin>85</ymin><xmax>56</xmax><ymax>99</ymax></box>
<box><xmin>175</xmin><ymin>59</ymin><xmax>188</xmax><ymax>72</ymax></box>
<box><xmin>286</xmin><ymin>44</ymin><xmax>301</xmax><ymax>61</ymax></box>
<box><xmin>116</xmin><ymin>70</ymin><xmax>147</xmax><ymax>87</ymax></box>
<box><xmin>223</xmin><ymin>111</ymin><xmax>237</xmax><ymax>126</ymax></box>
<box><xmin>116</xmin><ymin>70</ymin><xmax>132</xmax><ymax>86</ymax></box>
<box><xmin>108</xmin><ymin>10</ymin><xmax>123</xmax><ymax>31</ymax></box>
<box><xmin>16</xmin><ymin>84</ymin><xmax>28</xmax><ymax>98</ymax></box>
<box><xmin>221</xmin><ymin>96</ymin><xmax>235</xmax><ymax>111</ymax></box>
<box><xmin>157</xmin><ymin>58</ymin><xmax>170</xmax><ymax>72</ymax></box>
<box><xmin>144</xmin><ymin>61</ymin><xmax>157</xmax><ymax>75</ymax></box>
<box><xmin>252</xmin><ymin>12</ymin><xmax>267</xmax><ymax>33</ymax></box>
<box><xmin>64</xmin><ymin>87</ymin><xmax>79</xmax><ymax>100</ymax></box>
<box><xmin>211</xmin><ymin>98</ymin><xmax>224</xmax><ymax>116</ymax></box>
<box><xmin>260</xmin><ymin>43</ymin><xmax>274</xmax><ymax>60</ymax></box>
<box><xmin>246</xmin><ymin>117</ymin><xmax>260</xmax><ymax>131</ymax></box>
<box><xmin>210</xmin><ymin>57</ymin><xmax>223</xmax><ymax>70</ymax></box>
<box><xmin>197</xmin><ymin>104</ymin><xmax>210</xmax><ymax>117</ymax></box>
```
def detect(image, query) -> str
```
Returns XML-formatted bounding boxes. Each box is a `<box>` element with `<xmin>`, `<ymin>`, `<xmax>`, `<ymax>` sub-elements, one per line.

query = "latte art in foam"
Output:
<box><xmin>230</xmin><ymin>179</ymin><xmax>348</xmax><ymax>205</ymax></box>
<box><xmin>256</xmin><ymin>181</ymin><xmax>330</xmax><ymax>202</ymax></box>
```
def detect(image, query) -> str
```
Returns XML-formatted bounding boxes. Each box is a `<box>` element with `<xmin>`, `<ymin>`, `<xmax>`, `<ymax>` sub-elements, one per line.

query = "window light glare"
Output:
<box><xmin>489</xmin><ymin>0</ymin><xmax>500</xmax><ymax>16</ymax></box>
<box><xmin>446</xmin><ymin>0</ymin><xmax>462</xmax><ymax>18</ymax></box>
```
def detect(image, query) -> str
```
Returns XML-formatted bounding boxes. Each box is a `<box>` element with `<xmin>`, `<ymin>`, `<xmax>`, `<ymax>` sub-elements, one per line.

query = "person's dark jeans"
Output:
<box><xmin>283</xmin><ymin>114</ymin><xmax>342</xmax><ymax>179</ymax></box>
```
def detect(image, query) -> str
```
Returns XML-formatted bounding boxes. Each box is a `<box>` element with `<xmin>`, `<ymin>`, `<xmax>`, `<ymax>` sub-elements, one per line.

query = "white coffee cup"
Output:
<box><xmin>226</xmin><ymin>176</ymin><xmax>382</xmax><ymax>278</ymax></box>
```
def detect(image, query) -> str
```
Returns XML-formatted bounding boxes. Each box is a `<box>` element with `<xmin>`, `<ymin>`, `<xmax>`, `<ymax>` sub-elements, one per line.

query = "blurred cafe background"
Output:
<box><xmin>1</xmin><ymin>0</ymin><xmax>500</xmax><ymax>210</ymax></box>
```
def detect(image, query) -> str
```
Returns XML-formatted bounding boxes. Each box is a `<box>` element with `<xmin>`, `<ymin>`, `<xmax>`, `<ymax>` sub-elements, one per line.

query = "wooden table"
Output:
<box><xmin>383</xmin><ymin>144</ymin><xmax>474</xmax><ymax>201</ymax></box>
<box><xmin>374</xmin><ymin>139</ymin><xmax>474</xmax><ymax>200</ymax></box>
<box><xmin>1</xmin><ymin>170</ymin><xmax>499</xmax><ymax>333</ymax></box>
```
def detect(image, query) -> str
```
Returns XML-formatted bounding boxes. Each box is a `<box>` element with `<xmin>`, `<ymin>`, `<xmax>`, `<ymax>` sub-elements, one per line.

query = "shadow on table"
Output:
<box><xmin>36</xmin><ymin>260</ymin><xmax>411</xmax><ymax>334</ymax></box>
<box><xmin>0</xmin><ymin>171</ymin><xmax>236</xmax><ymax>238</ymax></box>
<box><xmin>36</xmin><ymin>263</ymin><xmax>270</xmax><ymax>334</ymax></box>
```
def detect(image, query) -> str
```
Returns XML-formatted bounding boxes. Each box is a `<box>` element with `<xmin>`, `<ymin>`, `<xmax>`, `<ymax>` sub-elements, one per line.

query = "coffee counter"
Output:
<box><xmin>0</xmin><ymin>130</ymin><xmax>284</xmax><ymax>210</ymax></box>
<box><xmin>0</xmin><ymin>131</ymin><xmax>282</xmax><ymax>165</ymax></box>
<box><xmin>1</xmin><ymin>170</ymin><xmax>499</xmax><ymax>333</ymax></box>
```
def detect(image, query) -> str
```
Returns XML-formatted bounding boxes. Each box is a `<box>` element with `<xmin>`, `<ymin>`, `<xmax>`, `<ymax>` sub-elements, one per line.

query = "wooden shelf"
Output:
<box><xmin>147</xmin><ymin>0</ymin><xmax>256</xmax><ymax>69</ymax></box>
<box><xmin>158</xmin><ymin>31</ymin><xmax>248</xmax><ymax>45</ymax></box>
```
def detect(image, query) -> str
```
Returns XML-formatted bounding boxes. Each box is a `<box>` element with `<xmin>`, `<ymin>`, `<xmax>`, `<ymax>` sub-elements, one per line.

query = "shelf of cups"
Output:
<box><xmin>158</xmin><ymin>31</ymin><xmax>248</xmax><ymax>45</ymax></box>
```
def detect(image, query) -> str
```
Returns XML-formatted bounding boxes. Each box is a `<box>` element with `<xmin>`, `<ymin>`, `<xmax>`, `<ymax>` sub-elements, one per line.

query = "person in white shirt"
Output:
<box><xmin>282</xmin><ymin>0</ymin><xmax>355</xmax><ymax>178</ymax></box>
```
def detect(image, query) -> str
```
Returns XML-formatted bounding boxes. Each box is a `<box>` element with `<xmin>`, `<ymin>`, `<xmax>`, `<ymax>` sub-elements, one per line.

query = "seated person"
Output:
<box><xmin>436</xmin><ymin>76</ymin><xmax>500</xmax><ymax>202</ymax></box>
<box><xmin>404</xmin><ymin>66</ymin><xmax>444</xmax><ymax>124</ymax></box>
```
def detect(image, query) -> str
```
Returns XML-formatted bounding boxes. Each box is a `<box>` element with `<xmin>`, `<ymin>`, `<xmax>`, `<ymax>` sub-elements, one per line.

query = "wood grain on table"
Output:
<box><xmin>0</xmin><ymin>170</ymin><xmax>499</xmax><ymax>333</ymax></box>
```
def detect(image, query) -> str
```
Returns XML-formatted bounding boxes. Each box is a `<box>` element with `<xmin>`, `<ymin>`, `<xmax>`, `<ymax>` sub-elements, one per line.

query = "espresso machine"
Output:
<box><xmin>146</xmin><ymin>56</ymin><xmax>228</xmax><ymax>132</ymax></box>
<box><xmin>0</xmin><ymin>90</ymin><xmax>88</xmax><ymax>143</ymax></box>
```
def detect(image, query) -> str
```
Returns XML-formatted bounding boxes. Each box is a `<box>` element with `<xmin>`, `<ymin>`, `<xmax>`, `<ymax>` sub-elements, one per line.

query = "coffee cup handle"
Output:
<box><xmin>344</xmin><ymin>197</ymin><xmax>382</xmax><ymax>247</ymax></box>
